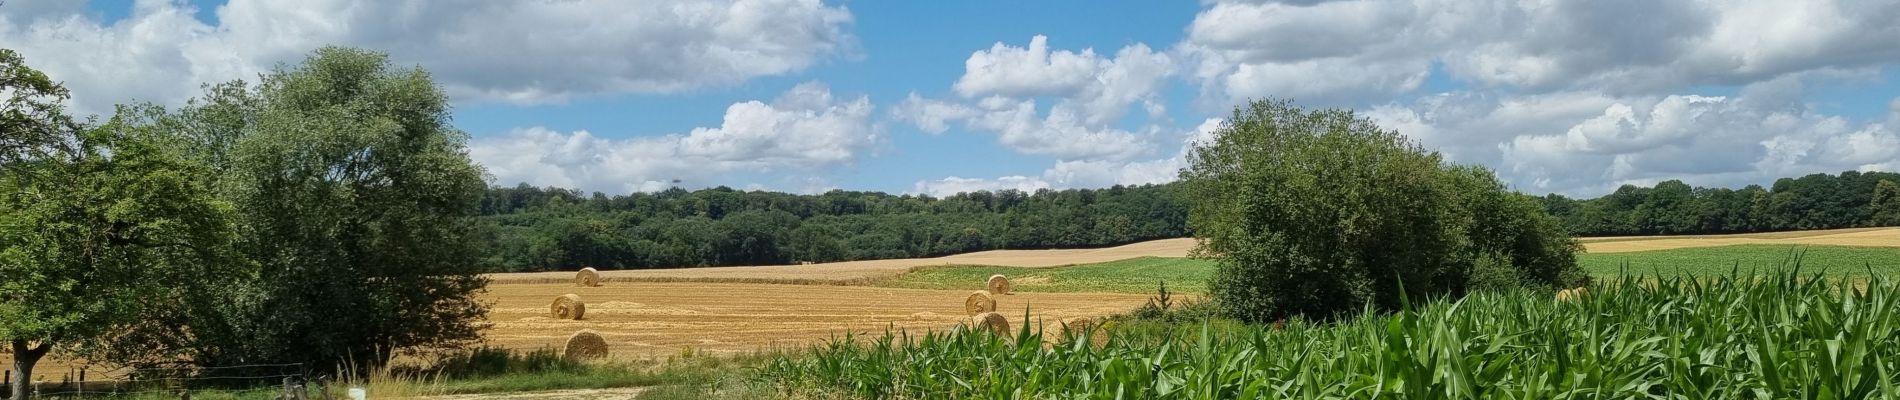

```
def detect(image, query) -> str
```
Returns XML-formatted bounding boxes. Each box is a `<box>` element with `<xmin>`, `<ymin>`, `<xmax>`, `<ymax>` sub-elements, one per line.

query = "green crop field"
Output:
<box><xmin>878</xmin><ymin>244</ymin><xmax>1900</xmax><ymax>298</ymax></box>
<box><xmin>1579</xmin><ymin>244</ymin><xmax>1900</xmax><ymax>277</ymax></box>
<box><xmin>878</xmin><ymin>256</ymin><xmax>1218</xmax><ymax>294</ymax></box>
<box><xmin>768</xmin><ymin>272</ymin><xmax>1900</xmax><ymax>398</ymax></box>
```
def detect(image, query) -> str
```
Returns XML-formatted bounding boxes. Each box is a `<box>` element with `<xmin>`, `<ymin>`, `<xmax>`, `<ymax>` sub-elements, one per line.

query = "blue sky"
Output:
<box><xmin>11</xmin><ymin>0</ymin><xmax>1900</xmax><ymax>197</ymax></box>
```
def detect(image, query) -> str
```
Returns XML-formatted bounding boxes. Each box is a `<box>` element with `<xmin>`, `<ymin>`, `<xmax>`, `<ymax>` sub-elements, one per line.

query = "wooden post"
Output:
<box><xmin>77</xmin><ymin>368</ymin><xmax>84</xmax><ymax>395</ymax></box>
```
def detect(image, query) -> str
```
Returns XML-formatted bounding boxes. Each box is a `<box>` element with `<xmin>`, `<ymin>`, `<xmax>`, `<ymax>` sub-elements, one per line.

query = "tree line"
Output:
<box><xmin>472</xmin><ymin>183</ymin><xmax>1190</xmax><ymax>272</ymax></box>
<box><xmin>1539</xmin><ymin>171</ymin><xmax>1900</xmax><ymax>236</ymax></box>
<box><xmin>469</xmin><ymin>167</ymin><xmax>1900</xmax><ymax>275</ymax></box>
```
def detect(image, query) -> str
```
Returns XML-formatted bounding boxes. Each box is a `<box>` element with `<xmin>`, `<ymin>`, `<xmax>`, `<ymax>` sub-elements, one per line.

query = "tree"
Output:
<box><xmin>1446</xmin><ymin>166</ymin><xmax>1585</xmax><ymax>290</ymax></box>
<box><xmin>1184</xmin><ymin>100</ymin><xmax>1466</xmax><ymax>322</ymax></box>
<box><xmin>0</xmin><ymin>49</ymin><xmax>234</xmax><ymax>399</ymax></box>
<box><xmin>152</xmin><ymin>47</ymin><xmax>491</xmax><ymax>372</ymax></box>
<box><xmin>1874</xmin><ymin>180</ymin><xmax>1900</xmax><ymax>226</ymax></box>
<box><xmin>1183</xmin><ymin>99</ymin><xmax>1582</xmax><ymax>323</ymax></box>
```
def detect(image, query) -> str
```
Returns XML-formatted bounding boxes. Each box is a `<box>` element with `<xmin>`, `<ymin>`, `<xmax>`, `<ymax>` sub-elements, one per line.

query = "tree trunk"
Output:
<box><xmin>8</xmin><ymin>340</ymin><xmax>49</xmax><ymax>400</ymax></box>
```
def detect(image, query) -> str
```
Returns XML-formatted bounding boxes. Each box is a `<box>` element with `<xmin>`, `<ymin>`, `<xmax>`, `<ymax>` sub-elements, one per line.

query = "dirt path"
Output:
<box><xmin>1583</xmin><ymin>227</ymin><xmax>1900</xmax><ymax>253</ymax></box>
<box><xmin>482</xmin><ymin>282</ymin><xmax>1152</xmax><ymax>358</ymax></box>
<box><xmin>485</xmin><ymin>238</ymin><xmax>1198</xmax><ymax>285</ymax></box>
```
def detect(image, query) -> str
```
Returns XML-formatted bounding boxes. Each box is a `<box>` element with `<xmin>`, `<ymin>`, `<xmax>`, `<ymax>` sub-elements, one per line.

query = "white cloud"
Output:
<box><xmin>1489</xmin><ymin>88</ymin><xmax>1900</xmax><ymax>195</ymax></box>
<box><xmin>911</xmin><ymin>118</ymin><xmax>1224</xmax><ymax>197</ymax></box>
<box><xmin>471</xmin><ymin>82</ymin><xmax>878</xmax><ymax>194</ymax></box>
<box><xmin>679</xmin><ymin>82</ymin><xmax>877</xmax><ymax>164</ymax></box>
<box><xmin>900</xmin><ymin>36</ymin><xmax>1176</xmax><ymax>162</ymax></box>
<box><xmin>912</xmin><ymin>176</ymin><xmax>1051</xmax><ymax>198</ymax></box>
<box><xmin>0</xmin><ymin>0</ymin><xmax>854</xmax><ymax>113</ymax></box>
<box><xmin>1182</xmin><ymin>0</ymin><xmax>1900</xmax><ymax>105</ymax></box>
<box><xmin>953</xmin><ymin>35</ymin><xmax>1102</xmax><ymax>99</ymax></box>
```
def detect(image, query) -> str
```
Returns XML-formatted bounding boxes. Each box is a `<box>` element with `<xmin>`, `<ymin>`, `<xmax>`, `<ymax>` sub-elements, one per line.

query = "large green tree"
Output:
<box><xmin>1873</xmin><ymin>180</ymin><xmax>1900</xmax><ymax>226</ymax></box>
<box><xmin>0</xmin><ymin>49</ymin><xmax>234</xmax><ymax>399</ymax></box>
<box><xmin>145</xmin><ymin>47</ymin><xmax>491</xmax><ymax>371</ymax></box>
<box><xmin>1183</xmin><ymin>99</ymin><xmax>1467</xmax><ymax>322</ymax></box>
<box><xmin>1183</xmin><ymin>99</ymin><xmax>1581</xmax><ymax>322</ymax></box>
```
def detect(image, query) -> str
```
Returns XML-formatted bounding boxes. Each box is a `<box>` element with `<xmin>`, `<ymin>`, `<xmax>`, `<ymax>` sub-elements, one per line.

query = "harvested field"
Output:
<box><xmin>1583</xmin><ymin>227</ymin><xmax>1900</xmax><ymax>253</ymax></box>
<box><xmin>479</xmin><ymin>282</ymin><xmax>1153</xmax><ymax>359</ymax></box>
<box><xmin>486</xmin><ymin>238</ymin><xmax>1196</xmax><ymax>285</ymax></box>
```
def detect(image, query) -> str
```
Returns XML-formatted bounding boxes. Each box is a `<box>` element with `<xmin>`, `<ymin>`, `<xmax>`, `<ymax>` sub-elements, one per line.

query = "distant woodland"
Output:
<box><xmin>477</xmin><ymin>170</ymin><xmax>1900</xmax><ymax>272</ymax></box>
<box><xmin>474</xmin><ymin>183</ymin><xmax>1191</xmax><ymax>272</ymax></box>
<box><xmin>1537</xmin><ymin>171</ymin><xmax>1900</xmax><ymax>236</ymax></box>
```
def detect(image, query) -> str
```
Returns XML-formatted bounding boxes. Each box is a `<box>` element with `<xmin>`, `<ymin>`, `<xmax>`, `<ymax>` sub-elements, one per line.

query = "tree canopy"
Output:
<box><xmin>1183</xmin><ymin>99</ymin><xmax>1583</xmax><ymax>322</ymax></box>
<box><xmin>117</xmin><ymin>47</ymin><xmax>491</xmax><ymax>372</ymax></box>
<box><xmin>0</xmin><ymin>49</ymin><xmax>236</xmax><ymax>399</ymax></box>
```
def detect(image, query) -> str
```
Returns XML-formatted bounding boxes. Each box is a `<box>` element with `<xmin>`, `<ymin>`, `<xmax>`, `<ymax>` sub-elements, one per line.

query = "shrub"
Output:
<box><xmin>1183</xmin><ymin>99</ymin><xmax>1582</xmax><ymax>322</ymax></box>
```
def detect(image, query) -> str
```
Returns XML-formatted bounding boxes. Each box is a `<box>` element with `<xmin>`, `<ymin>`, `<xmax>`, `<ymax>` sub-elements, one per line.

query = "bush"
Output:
<box><xmin>1183</xmin><ymin>99</ymin><xmax>1582</xmax><ymax>323</ymax></box>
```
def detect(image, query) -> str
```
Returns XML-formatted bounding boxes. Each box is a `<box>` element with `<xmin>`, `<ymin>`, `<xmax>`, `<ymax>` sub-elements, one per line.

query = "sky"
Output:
<box><xmin>3</xmin><ymin>0</ymin><xmax>1899</xmax><ymax>198</ymax></box>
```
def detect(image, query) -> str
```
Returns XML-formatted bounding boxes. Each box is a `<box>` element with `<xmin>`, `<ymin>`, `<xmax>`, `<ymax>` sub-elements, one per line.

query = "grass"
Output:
<box><xmin>765</xmin><ymin>271</ymin><xmax>1900</xmax><ymax>398</ymax></box>
<box><xmin>351</xmin><ymin>347</ymin><xmax>779</xmax><ymax>399</ymax></box>
<box><xmin>55</xmin><ymin>348</ymin><xmax>774</xmax><ymax>399</ymax></box>
<box><xmin>876</xmin><ymin>256</ymin><xmax>1218</xmax><ymax>294</ymax></box>
<box><xmin>1579</xmin><ymin>244</ymin><xmax>1900</xmax><ymax>277</ymax></box>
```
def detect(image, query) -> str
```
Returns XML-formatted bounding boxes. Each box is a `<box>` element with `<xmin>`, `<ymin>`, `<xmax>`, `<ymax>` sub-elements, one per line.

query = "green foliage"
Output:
<box><xmin>878</xmin><ymin>257</ymin><xmax>1215</xmax><ymax>294</ymax></box>
<box><xmin>0</xmin><ymin>49</ymin><xmax>80</xmax><ymax>164</ymax></box>
<box><xmin>1542</xmin><ymin>171</ymin><xmax>1900</xmax><ymax>235</ymax></box>
<box><xmin>1873</xmin><ymin>179</ymin><xmax>1900</xmax><ymax>226</ymax></box>
<box><xmin>414</xmin><ymin>348</ymin><xmax>774</xmax><ymax>397</ymax></box>
<box><xmin>767</xmin><ymin>271</ymin><xmax>1900</xmax><ymax>398</ymax></box>
<box><xmin>411</xmin><ymin>347</ymin><xmax>588</xmax><ymax>379</ymax></box>
<box><xmin>122</xmin><ymin>47</ymin><xmax>491</xmax><ymax>372</ymax></box>
<box><xmin>1578</xmin><ymin>245</ymin><xmax>1900</xmax><ymax>277</ymax></box>
<box><xmin>1182</xmin><ymin>99</ymin><xmax>1581</xmax><ymax>323</ymax></box>
<box><xmin>0</xmin><ymin>48</ymin><xmax>236</xmax><ymax>398</ymax></box>
<box><xmin>474</xmin><ymin>183</ymin><xmax>1191</xmax><ymax>272</ymax></box>
<box><xmin>1446</xmin><ymin>165</ymin><xmax>1588</xmax><ymax>288</ymax></box>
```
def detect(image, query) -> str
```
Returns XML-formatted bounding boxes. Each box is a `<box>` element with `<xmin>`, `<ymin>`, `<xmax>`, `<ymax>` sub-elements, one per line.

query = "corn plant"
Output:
<box><xmin>763</xmin><ymin>270</ymin><xmax>1900</xmax><ymax>399</ymax></box>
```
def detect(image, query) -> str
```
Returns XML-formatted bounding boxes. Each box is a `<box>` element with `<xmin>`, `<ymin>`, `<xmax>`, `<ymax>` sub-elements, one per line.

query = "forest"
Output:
<box><xmin>473</xmin><ymin>183</ymin><xmax>1190</xmax><ymax>272</ymax></box>
<box><xmin>1538</xmin><ymin>170</ymin><xmax>1900</xmax><ymax>236</ymax></box>
<box><xmin>477</xmin><ymin>169</ymin><xmax>1900</xmax><ymax>273</ymax></box>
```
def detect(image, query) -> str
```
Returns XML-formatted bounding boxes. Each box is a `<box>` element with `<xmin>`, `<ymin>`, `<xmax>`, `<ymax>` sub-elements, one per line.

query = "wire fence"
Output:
<box><xmin>2</xmin><ymin>362</ymin><xmax>323</xmax><ymax>399</ymax></box>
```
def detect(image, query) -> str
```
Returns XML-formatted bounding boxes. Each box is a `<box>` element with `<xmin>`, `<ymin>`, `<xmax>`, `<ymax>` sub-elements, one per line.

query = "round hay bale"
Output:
<box><xmin>971</xmin><ymin>312</ymin><xmax>1010</xmax><ymax>336</ymax></box>
<box><xmin>1063</xmin><ymin>317</ymin><xmax>1097</xmax><ymax>336</ymax></box>
<box><xmin>575</xmin><ymin>267</ymin><xmax>601</xmax><ymax>287</ymax></box>
<box><xmin>551</xmin><ymin>293</ymin><xmax>587</xmax><ymax>320</ymax></box>
<box><xmin>1555</xmin><ymin>287</ymin><xmax>1589</xmax><ymax>302</ymax></box>
<box><xmin>964</xmin><ymin>291</ymin><xmax>997</xmax><ymax>316</ymax></box>
<box><xmin>987</xmin><ymin>274</ymin><xmax>1011</xmax><ymax>295</ymax></box>
<box><xmin>564</xmin><ymin>330</ymin><xmax>609</xmax><ymax>360</ymax></box>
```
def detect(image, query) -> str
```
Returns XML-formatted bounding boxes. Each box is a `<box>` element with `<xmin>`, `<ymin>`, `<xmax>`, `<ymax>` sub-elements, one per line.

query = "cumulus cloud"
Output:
<box><xmin>898</xmin><ymin>36</ymin><xmax>1176</xmax><ymax>162</ymax></box>
<box><xmin>0</xmin><ymin>0</ymin><xmax>854</xmax><ymax>113</ymax></box>
<box><xmin>1484</xmin><ymin>86</ymin><xmax>1900</xmax><ymax>195</ymax></box>
<box><xmin>953</xmin><ymin>35</ymin><xmax>1103</xmax><ymax>99</ymax></box>
<box><xmin>1182</xmin><ymin>0</ymin><xmax>1900</xmax><ymax>105</ymax></box>
<box><xmin>471</xmin><ymin>82</ymin><xmax>878</xmax><ymax>194</ymax></box>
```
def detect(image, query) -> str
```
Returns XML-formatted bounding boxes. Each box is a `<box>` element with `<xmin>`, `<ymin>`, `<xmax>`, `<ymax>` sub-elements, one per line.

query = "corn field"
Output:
<box><xmin>763</xmin><ymin>272</ymin><xmax>1900</xmax><ymax>399</ymax></box>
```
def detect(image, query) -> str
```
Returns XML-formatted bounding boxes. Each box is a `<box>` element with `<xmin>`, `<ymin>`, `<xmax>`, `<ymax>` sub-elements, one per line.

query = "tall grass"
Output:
<box><xmin>764</xmin><ymin>271</ymin><xmax>1900</xmax><ymax>398</ymax></box>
